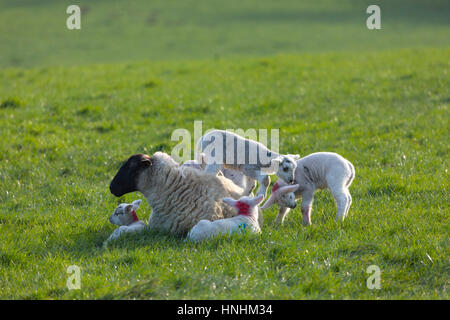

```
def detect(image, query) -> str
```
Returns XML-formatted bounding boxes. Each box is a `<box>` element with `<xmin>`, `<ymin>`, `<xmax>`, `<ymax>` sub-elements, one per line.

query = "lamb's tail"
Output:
<box><xmin>346</xmin><ymin>161</ymin><xmax>355</xmax><ymax>187</ymax></box>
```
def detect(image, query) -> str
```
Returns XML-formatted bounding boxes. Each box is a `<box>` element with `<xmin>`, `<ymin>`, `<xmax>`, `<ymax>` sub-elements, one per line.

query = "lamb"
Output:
<box><xmin>260</xmin><ymin>180</ymin><xmax>299</xmax><ymax>210</ymax></box>
<box><xmin>109</xmin><ymin>152</ymin><xmax>255</xmax><ymax>235</ymax></box>
<box><xmin>273</xmin><ymin>152</ymin><xmax>355</xmax><ymax>225</ymax></box>
<box><xmin>187</xmin><ymin>194</ymin><xmax>264</xmax><ymax>242</ymax></box>
<box><xmin>106</xmin><ymin>199</ymin><xmax>146</xmax><ymax>242</ymax></box>
<box><xmin>182</xmin><ymin>156</ymin><xmax>257</xmax><ymax>196</ymax></box>
<box><xmin>196</xmin><ymin>129</ymin><xmax>299</xmax><ymax>197</ymax></box>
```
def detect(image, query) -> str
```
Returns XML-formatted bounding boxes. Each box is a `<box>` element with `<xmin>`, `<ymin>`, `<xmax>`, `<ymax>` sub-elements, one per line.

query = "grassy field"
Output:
<box><xmin>0</xmin><ymin>1</ymin><xmax>449</xmax><ymax>300</ymax></box>
<box><xmin>0</xmin><ymin>0</ymin><xmax>450</xmax><ymax>67</ymax></box>
<box><xmin>0</xmin><ymin>48</ymin><xmax>448</xmax><ymax>299</ymax></box>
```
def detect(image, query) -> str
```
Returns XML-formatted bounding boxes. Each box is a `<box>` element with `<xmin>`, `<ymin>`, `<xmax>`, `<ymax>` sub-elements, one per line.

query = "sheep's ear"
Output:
<box><xmin>288</xmin><ymin>154</ymin><xmax>300</xmax><ymax>161</ymax></box>
<box><xmin>280</xmin><ymin>184</ymin><xmax>299</xmax><ymax>194</ymax></box>
<box><xmin>222</xmin><ymin>197</ymin><xmax>236</xmax><ymax>207</ymax></box>
<box><xmin>132</xmin><ymin>199</ymin><xmax>142</xmax><ymax>209</ymax></box>
<box><xmin>260</xmin><ymin>195</ymin><xmax>275</xmax><ymax>209</ymax></box>
<box><xmin>276</xmin><ymin>179</ymin><xmax>287</xmax><ymax>187</ymax></box>
<box><xmin>272</xmin><ymin>157</ymin><xmax>283</xmax><ymax>164</ymax></box>
<box><xmin>141</xmin><ymin>158</ymin><xmax>152</xmax><ymax>168</ymax></box>
<box><xmin>125</xmin><ymin>204</ymin><xmax>133</xmax><ymax>213</ymax></box>
<box><xmin>252</xmin><ymin>194</ymin><xmax>265</xmax><ymax>206</ymax></box>
<box><xmin>265</xmin><ymin>157</ymin><xmax>282</xmax><ymax>173</ymax></box>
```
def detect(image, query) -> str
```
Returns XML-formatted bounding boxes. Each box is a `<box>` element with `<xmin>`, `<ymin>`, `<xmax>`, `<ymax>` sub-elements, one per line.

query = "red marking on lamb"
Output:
<box><xmin>272</xmin><ymin>182</ymin><xmax>280</xmax><ymax>193</ymax></box>
<box><xmin>235</xmin><ymin>201</ymin><xmax>250</xmax><ymax>215</ymax></box>
<box><xmin>131</xmin><ymin>210</ymin><xmax>139</xmax><ymax>222</ymax></box>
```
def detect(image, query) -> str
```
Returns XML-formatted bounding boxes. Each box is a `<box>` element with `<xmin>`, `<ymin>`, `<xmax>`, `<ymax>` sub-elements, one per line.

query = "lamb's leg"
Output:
<box><xmin>243</xmin><ymin>176</ymin><xmax>257</xmax><ymax>196</ymax></box>
<box><xmin>275</xmin><ymin>206</ymin><xmax>290</xmax><ymax>225</ymax></box>
<box><xmin>257</xmin><ymin>207</ymin><xmax>264</xmax><ymax>226</ymax></box>
<box><xmin>256</xmin><ymin>174</ymin><xmax>270</xmax><ymax>197</ymax></box>
<box><xmin>240</xmin><ymin>167</ymin><xmax>270</xmax><ymax>197</ymax></box>
<box><xmin>344</xmin><ymin>190</ymin><xmax>352</xmax><ymax>218</ymax></box>
<box><xmin>330</xmin><ymin>186</ymin><xmax>349</xmax><ymax>221</ymax></box>
<box><xmin>301</xmin><ymin>191</ymin><xmax>314</xmax><ymax>226</ymax></box>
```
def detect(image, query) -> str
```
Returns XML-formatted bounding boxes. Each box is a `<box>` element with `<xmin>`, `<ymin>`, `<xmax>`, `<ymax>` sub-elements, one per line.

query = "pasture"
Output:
<box><xmin>0</xmin><ymin>0</ymin><xmax>448</xmax><ymax>299</ymax></box>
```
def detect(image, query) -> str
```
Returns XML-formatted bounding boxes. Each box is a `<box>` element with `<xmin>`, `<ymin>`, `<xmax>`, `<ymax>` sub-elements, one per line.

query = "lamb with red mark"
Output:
<box><xmin>187</xmin><ymin>194</ymin><xmax>264</xmax><ymax>242</ymax></box>
<box><xmin>106</xmin><ymin>199</ymin><xmax>146</xmax><ymax>243</ymax></box>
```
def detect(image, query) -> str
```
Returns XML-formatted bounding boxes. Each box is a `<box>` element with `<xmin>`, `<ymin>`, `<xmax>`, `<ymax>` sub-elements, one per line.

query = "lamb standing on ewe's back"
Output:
<box><xmin>182</xmin><ymin>156</ymin><xmax>257</xmax><ymax>196</ymax></box>
<box><xmin>196</xmin><ymin>129</ymin><xmax>299</xmax><ymax>197</ymax></box>
<box><xmin>109</xmin><ymin>152</ymin><xmax>252</xmax><ymax>235</ymax></box>
<box><xmin>187</xmin><ymin>194</ymin><xmax>264</xmax><ymax>242</ymax></box>
<box><xmin>274</xmin><ymin>152</ymin><xmax>355</xmax><ymax>225</ymax></box>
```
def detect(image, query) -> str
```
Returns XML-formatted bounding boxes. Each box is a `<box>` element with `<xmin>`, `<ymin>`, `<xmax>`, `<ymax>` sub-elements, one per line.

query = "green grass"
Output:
<box><xmin>1</xmin><ymin>0</ymin><xmax>450</xmax><ymax>67</ymax></box>
<box><xmin>0</xmin><ymin>47</ymin><xmax>448</xmax><ymax>299</ymax></box>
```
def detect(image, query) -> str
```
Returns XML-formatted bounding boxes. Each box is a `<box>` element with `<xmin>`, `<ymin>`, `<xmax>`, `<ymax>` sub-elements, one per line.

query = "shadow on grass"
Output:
<box><xmin>100</xmin><ymin>278</ymin><xmax>163</xmax><ymax>299</ymax></box>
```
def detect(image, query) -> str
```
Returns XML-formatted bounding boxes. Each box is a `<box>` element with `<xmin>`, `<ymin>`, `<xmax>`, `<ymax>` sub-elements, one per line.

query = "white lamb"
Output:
<box><xmin>260</xmin><ymin>180</ymin><xmax>299</xmax><ymax>210</ymax></box>
<box><xmin>187</xmin><ymin>194</ymin><xmax>264</xmax><ymax>242</ymax></box>
<box><xmin>106</xmin><ymin>199</ymin><xmax>146</xmax><ymax>242</ymax></box>
<box><xmin>274</xmin><ymin>152</ymin><xmax>355</xmax><ymax>225</ymax></box>
<box><xmin>196</xmin><ymin>129</ymin><xmax>299</xmax><ymax>197</ymax></box>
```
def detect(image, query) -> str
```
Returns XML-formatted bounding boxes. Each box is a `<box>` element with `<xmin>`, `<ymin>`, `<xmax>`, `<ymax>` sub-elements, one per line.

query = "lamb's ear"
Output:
<box><xmin>125</xmin><ymin>204</ymin><xmax>133</xmax><ymax>213</ymax></box>
<box><xmin>252</xmin><ymin>194</ymin><xmax>265</xmax><ymax>206</ymax></box>
<box><xmin>132</xmin><ymin>199</ymin><xmax>142</xmax><ymax>209</ymax></box>
<box><xmin>222</xmin><ymin>197</ymin><xmax>236</xmax><ymax>207</ymax></box>
<box><xmin>272</xmin><ymin>156</ymin><xmax>283</xmax><ymax>164</ymax></box>
<box><xmin>288</xmin><ymin>154</ymin><xmax>300</xmax><ymax>160</ymax></box>
<box><xmin>262</xmin><ymin>157</ymin><xmax>282</xmax><ymax>174</ymax></box>
<box><xmin>275</xmin><ymin>179</ymin><xmax>287</xmax><ymax>187</ymax></box>
<box><xmin>260</xmin><ymin>195</ymin><xmax>275</xmax><ymax>209</ymax></box>
<box><xmin>279</xmin><ymin>184</ymin><xmax>299</xmax><ymax>194</ymax></box>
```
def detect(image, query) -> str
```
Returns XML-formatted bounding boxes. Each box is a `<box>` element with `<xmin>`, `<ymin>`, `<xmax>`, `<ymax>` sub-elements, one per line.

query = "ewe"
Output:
<box><xmin>109</xmin><ymin>152</ymin><xmax>251</xmax><ymax>235</ymax></box>
<box><xmin>187</xmin><ymin>194</ymin><xmax>264</xmax><ymax>242</ymax></box>
<box><xmin>196</xmin><ymin>129</ymin><xmax>299</xmax><ymax>197</ymax></box>
<box><xmin>274</xmin><ymin>152</ymin><xmax>355</xmax><ymax>225</ymax></box>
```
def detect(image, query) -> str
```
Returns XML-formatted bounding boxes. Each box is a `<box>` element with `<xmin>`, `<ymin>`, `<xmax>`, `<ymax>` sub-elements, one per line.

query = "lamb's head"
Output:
<box><xmin>222</xmin><ymin>194</ymin><xmax>264</xmax><ymax>217</ymax></box>
<box><xmin>110</xmin><ymin>154</ymin><xmax>153</xmax><ymax>197</ymax></box>
<box><xmin>261</xmin><ymin>180</ymin><xmax>299</xmax><ymax>210</ymax></box>
<box><xmin>109</xmin><ymin>199</ymin><xmax>142</xmax><ymax>226</ymax></box>
<box><xmin>273</xmin><ymin>154</ymin><xmax>299</xmax><ymax>184</ymax></box>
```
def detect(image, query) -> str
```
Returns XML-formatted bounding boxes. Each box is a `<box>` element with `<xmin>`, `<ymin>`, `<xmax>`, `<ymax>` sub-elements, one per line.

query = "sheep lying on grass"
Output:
<box><xmin>110</xmin><ymin>152</ymin><xmax>251</xmax><ymax>235</ymax></box>
<box><xmin>106</xmin><ymin>199</ymin><xmax>145</xmax><ymax>242</ymax></box>
<box><xmin>260</xmin><ymin>180</ymin><xmax>299</xmax><ymax>210</ymax></box>
<box><xmin>274</xmin><ymin>152</ymin><xmax>355</xmax><ymax>225</ymax></box>
<box><xmin>187</xmin><ymin>194</ymin><xmax>264</xmax><ymax>242</ymax></box>
<box><xmin>196</xmin><ymin>129</ymin><xmax>299</xmax><ymax>197</ymax></box>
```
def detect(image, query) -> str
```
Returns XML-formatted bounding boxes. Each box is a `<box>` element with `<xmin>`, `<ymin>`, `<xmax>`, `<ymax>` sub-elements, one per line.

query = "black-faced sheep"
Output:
<box><xmin>109</xmin><ymin>152</ymin><xmax>252</xmax><ymax>235</ymax></box>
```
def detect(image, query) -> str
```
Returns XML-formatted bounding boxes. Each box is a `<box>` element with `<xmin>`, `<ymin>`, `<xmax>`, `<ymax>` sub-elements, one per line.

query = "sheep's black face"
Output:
<box><xmin>110</xmin><ymin>154</ymin><xmax>152</xmax><ymax>197</ymax></box>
